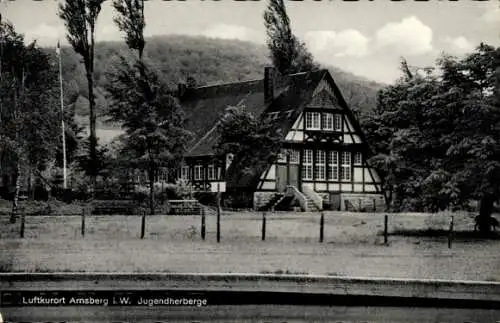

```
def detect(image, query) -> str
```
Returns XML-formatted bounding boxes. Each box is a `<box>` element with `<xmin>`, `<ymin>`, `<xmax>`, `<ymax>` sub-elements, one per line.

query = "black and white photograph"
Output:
<box><xmin>0</xmin><ymin>0</ymin><xmax>499</xmax><ymax>321</ymax></box>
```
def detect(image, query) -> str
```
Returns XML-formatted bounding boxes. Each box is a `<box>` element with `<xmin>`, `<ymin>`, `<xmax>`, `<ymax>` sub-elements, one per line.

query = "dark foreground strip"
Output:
<box><xmin>1</xmin><ymin>290</ymin><xmax>500</xmax><ymax>309</ymax></box>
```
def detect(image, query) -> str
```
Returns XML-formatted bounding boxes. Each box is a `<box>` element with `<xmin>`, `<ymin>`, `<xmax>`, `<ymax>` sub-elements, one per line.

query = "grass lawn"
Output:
<box><xmin>1</xmin><ymin>209</ymin><xmax>500</xmax><ymax>281</ymax></box>
<box><xmin>0</xmin><ymin>210</ymin><xmax>481</xmax><ymax>242</ymax></box>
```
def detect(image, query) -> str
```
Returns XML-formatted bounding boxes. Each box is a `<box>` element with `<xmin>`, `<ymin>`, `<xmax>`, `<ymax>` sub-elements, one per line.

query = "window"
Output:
<box><xmin>340</xmin><ymin>152</ymin><xmax>351</xmax><ymax>181</ymax></box>
<box><xmin>312</xmin><ymin>113</ymin><xmax>320</xmax><ymax>129</ymax></box>
<box><xmin>315</xmin><ymin>150</ymin><xmax>326</xmax><ymax>180</ymax></box>
<box><xmin>334</xmin><ymin>114</ymin><xmax>342</xmax><ymax>131</ymax></box>
<box><xmin>323</xmin><ymin>113</ymin><xmax>334</xmax><ymax>131</ymax></box>
<box><xmin>328</xmin><ymin>151</ymin><xmax>339</xmax><ymax>181</ymax></box>
<box><xmin>280</xmin><ymin>149</ymin><xmax>300</xmax><ymax>164</ymax></box>
<box><xmin>305</xmin><ymin>112</ymin><xmax>320</xmax><ymax>130</ymax></box>
<box><xmin>289</xmin><ymin>149</ymin><xmax>300</xmax><ymax>164</ymax></box>
<box><xmin>217</xmin><ymin>167</ymin><xmax>222</xmax><ymax>179</ymax></box>
<box><xmin>208</xmin><ymin>165</ymin><xmax>216</xmax><ymax>180</ymax></box>
<box><xmin>354</xmin><ymin>152</ymin><xmax>362</xmax><ymax>165</ymax></box>
<box><xmin>302</xmin><ymin>149</ymin><xmax>313</xmax><ymax>180</ymax></box>
<box><xmin>305</xmin><ymin>113</ymin><xmax>312</xmax><ymax>129</ymax></box>
<box><xmin>194</xmin><ymin>165</ymin><xmax>203</xmax><ymax>180</ymax></box>
<box><xmin>181</xmin><ymin>166</ymin><xmax>190</xmax><ymax>179</ymax></box>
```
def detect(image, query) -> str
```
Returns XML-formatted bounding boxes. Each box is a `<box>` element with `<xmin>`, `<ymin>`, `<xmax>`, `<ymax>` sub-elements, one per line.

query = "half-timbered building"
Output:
<box><xmin>178</xmin><ymin>67</ymin><xmax>385</xmax><ymax>211</ymax></box>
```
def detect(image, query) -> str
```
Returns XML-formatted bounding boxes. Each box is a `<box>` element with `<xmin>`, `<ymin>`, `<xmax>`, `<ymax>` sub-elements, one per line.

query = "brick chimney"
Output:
<box><xmin>264</xmin><ymin>66</ymin><xmax>277</xmax><ymax>103</ymax></box>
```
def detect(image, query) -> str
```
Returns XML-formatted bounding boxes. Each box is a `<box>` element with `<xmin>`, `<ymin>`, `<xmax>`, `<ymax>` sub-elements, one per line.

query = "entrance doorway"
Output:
<box><xmin>276</xmin><ymin>163</ymin><xmax>299</xmax><ymax>192</ymax></box>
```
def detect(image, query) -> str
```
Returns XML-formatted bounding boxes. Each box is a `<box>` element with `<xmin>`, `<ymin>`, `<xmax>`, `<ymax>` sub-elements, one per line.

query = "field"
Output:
<box><xmin>1</xmin><ymin>208</ymin><xmax>500</xmax><ymax>281</ymax></box>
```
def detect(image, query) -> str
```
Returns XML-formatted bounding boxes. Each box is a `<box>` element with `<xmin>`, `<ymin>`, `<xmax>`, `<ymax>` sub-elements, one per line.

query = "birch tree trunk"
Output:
<box><xmin>9</xmin><ymin>161</ymin><xmax>20</xmax><ymax>223</ymax></box>
<box><xmin>9</xmin><ymin>70</ymin><xmax>21</xmax><ymax>223</ymax></box>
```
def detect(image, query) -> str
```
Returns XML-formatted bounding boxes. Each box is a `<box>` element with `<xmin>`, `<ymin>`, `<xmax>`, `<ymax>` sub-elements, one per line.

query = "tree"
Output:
<box><xmin>59</xmin><ymin>0</ymin><xmax>106</xmax><ymax>194</ymax></box>
<box><xmin>365</xmin><ymin>44</ymin><xmax>500</xmax><ymax>234</ymax></box>
<box><xmin>0</xmin><ymin>20</ymin><xmax>61</xmax><ymax>221</ymax></box>
<box><xmin>75</xmin><ymin>139</ymin><xmax>111</xmax><ymax>180</ymax></box>
<box><xmin>110</xmin><ymin>0</ymin><xmax>193</xmax><ymax>215</ymax></box>
<box><xmin>214</xmin><ymin>105</ymin><xmax>282</xmax><ymax>185</ymax></box>
<box><xmin>105</xmin><ymin>57</ymin><xmax>192</xmax><ymax>215</ymax></box>
<box><xmin>437</xmin><ymin>44</ymin><xmax>500</xmax><ymax>233</ymax></box>
<box><xmin>263</xmin><ymin>0</ymin><xmax>318</xmax><ymax>75</ymax></box>
<box><xmin>113</xmin><ymin>0</ymin><xmax>146</xmax><ymax>59</ymax></box>
<box><xmin>111</xmin><ymin>0</ymin><xmax>192</xmax><ymax>215</ymax></box>
<box><xmin>365</xmin><ymin>69</ymin><xmax>443</xmax><ymax>212</ymax></box>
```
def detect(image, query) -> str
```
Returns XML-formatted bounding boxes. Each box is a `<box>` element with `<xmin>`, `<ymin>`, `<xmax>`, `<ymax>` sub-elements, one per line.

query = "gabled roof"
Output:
<box><xmin>179</xmin><ymin>79</ymin><xmax>266</xmax><ymax>157</ymax></box>
<box><xmin>181</xmin><ymin>69</ymin><xmax>328</xmax><ymax>158</ymax></box>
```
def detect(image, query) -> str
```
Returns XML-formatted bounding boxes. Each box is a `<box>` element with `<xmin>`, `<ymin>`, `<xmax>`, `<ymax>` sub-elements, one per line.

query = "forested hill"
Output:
<box><xmin>48</xmin><ymin>35</ymin><xmax>384</xmax><ymax>129</ymax></box>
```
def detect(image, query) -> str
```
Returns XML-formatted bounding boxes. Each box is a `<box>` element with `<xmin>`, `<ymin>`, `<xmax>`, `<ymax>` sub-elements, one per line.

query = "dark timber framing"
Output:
<box><xmin>175</xmin><ymin>68</ymin><xmax>384</xmax><ymax>208</ymax></box>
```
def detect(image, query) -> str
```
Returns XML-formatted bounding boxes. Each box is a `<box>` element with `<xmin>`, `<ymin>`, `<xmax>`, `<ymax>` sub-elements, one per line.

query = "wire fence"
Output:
<box><xmin>0</xmin><ymin>209</ymin><xmax>484</xmax><ymax>246</ymax></box>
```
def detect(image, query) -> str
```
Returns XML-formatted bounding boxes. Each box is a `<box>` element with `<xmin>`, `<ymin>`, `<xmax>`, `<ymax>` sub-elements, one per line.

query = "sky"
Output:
<box><xmin>1</xmin><ymin>0</ymin><xmax>499</xmax><ymax>84</ymax></box>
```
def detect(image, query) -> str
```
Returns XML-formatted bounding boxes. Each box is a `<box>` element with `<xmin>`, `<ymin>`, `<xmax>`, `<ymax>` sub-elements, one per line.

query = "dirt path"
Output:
<box><xmin>1</xmin><ymin>236</ymin><xmax>499</xmax><ymax>281</ymax></box>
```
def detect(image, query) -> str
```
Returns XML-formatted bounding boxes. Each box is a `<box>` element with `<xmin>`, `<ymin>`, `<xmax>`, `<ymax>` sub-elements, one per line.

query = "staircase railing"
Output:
<box><xmin>285</xmin><ymin>185</ymin><xmax>308</xmax><ymax>211</ymax></box>
<box><xmin>301</xmin><ymin>185</ymin><xmax>323</xmax><ymax>211</ymax></box>
<box><xmin>269</xmin><ymin>194</ymin><xmax>285</xmax><ymax>211</ymax></box>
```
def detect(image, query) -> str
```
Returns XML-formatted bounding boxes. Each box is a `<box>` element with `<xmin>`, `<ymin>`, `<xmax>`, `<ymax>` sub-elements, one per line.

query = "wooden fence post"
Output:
<box><xmin>319</xmin><ymin>212</ymin><xmax>324</xmax><ymax>243</ymax></box>
<box><xmin>81</xmin><ymin>207</ymin><xmax>86</xmax><ymax>237</ymax></box>
<box><xmin>384</xmin><ymin>215</ymin><xmax>388</xmax><ymax>245</ymax></box>
<box><xmin>20</xmin><ymin>212</ymin><xmax>25</xmax><ymax>238</ymax></box>
<box><xmin>216</xmin><ymin>183</ymin><xmax>221</xmax><ymax>243</ymax></box>
<box><xmin>216</xmin><ymin>205</ymin><xmax>221</xmax><ymax>243</ymax></box>
<box><xmin>262</xmin><ymin>212</ymin><xmax>266</xmax><ymax>241</ymax></box>
<box><xmin>448</xmin><ymin>215</ymin><xmax>454</xmax><ymax>249</ymax></box>
<box><xmin>201</xmin><ymin>208</ymin><xmax>206</xmax><ymax>240</ymax></box>
<box><xmin>140</xmin><ymin>210</ymin><xmax>146</xmax><ymax>239</ymax></box>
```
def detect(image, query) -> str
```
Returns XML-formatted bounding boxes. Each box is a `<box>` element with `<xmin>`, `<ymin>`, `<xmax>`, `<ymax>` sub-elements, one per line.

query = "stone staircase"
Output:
<box><xmin>301</xmin><ymin>185</ymin><xmax>323</xmax><ymax>212</ymax></box>
<box><xmin>256</xmin><ymin>186</ymin><xmax>324</xmax><ymax>212</ymax></box>
<box><xmin>304</xmin><ymin>196</ymin><xmax>320</xmax><ymax>212</ymax></box>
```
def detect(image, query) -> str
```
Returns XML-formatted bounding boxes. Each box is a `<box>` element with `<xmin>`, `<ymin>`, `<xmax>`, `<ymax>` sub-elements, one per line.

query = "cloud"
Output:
<box><xmin>25</xmin><ymin>24</ymin><xmax>65</xmax><ymax>46</ymax></box>
<box><xmin>375</xmin><ymin>16</ymin><xmax>433</xmax><ymax>56</ymax></box>
<box><xmin>304</xmin><ymin>29</ymin><xmax>369</xmax><ymax>58</ymax></box>
<box><xmin>482</xmin><ymin>5</ymin><xmax>500</xmax><ymax>23</ymax></box>
<box><xmin>444</xmin><ymin>36</ymin><xmax>475</xmax><ymax>54</ymax></box>
<box><xmin>201</xmin><ymin>24</ymin><xmax>260</xmax><ymax>42</ymax></box>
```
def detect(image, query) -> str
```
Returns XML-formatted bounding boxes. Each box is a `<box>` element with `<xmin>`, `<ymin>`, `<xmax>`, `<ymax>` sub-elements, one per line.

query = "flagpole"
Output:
<box><xmin>57</xmin><ymin>41</ymin><xmax>67</xmax><ymax>190</ymax></box>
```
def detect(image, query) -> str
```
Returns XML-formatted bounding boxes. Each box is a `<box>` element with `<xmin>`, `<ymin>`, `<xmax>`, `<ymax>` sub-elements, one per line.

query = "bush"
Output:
<box><xmin>131</xmin><ymin>185</ymin><xmax>170</xmax><ymax>211</ymax></box>
<box><xmin>163</xmin><ymin>179</ymin><xmax>194</xmax><ymax>200</ymax></box>
<box><xmin>0</xmin><ymin>199</ymin><xmax>85</xmax><ymax>216</ymax></box>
